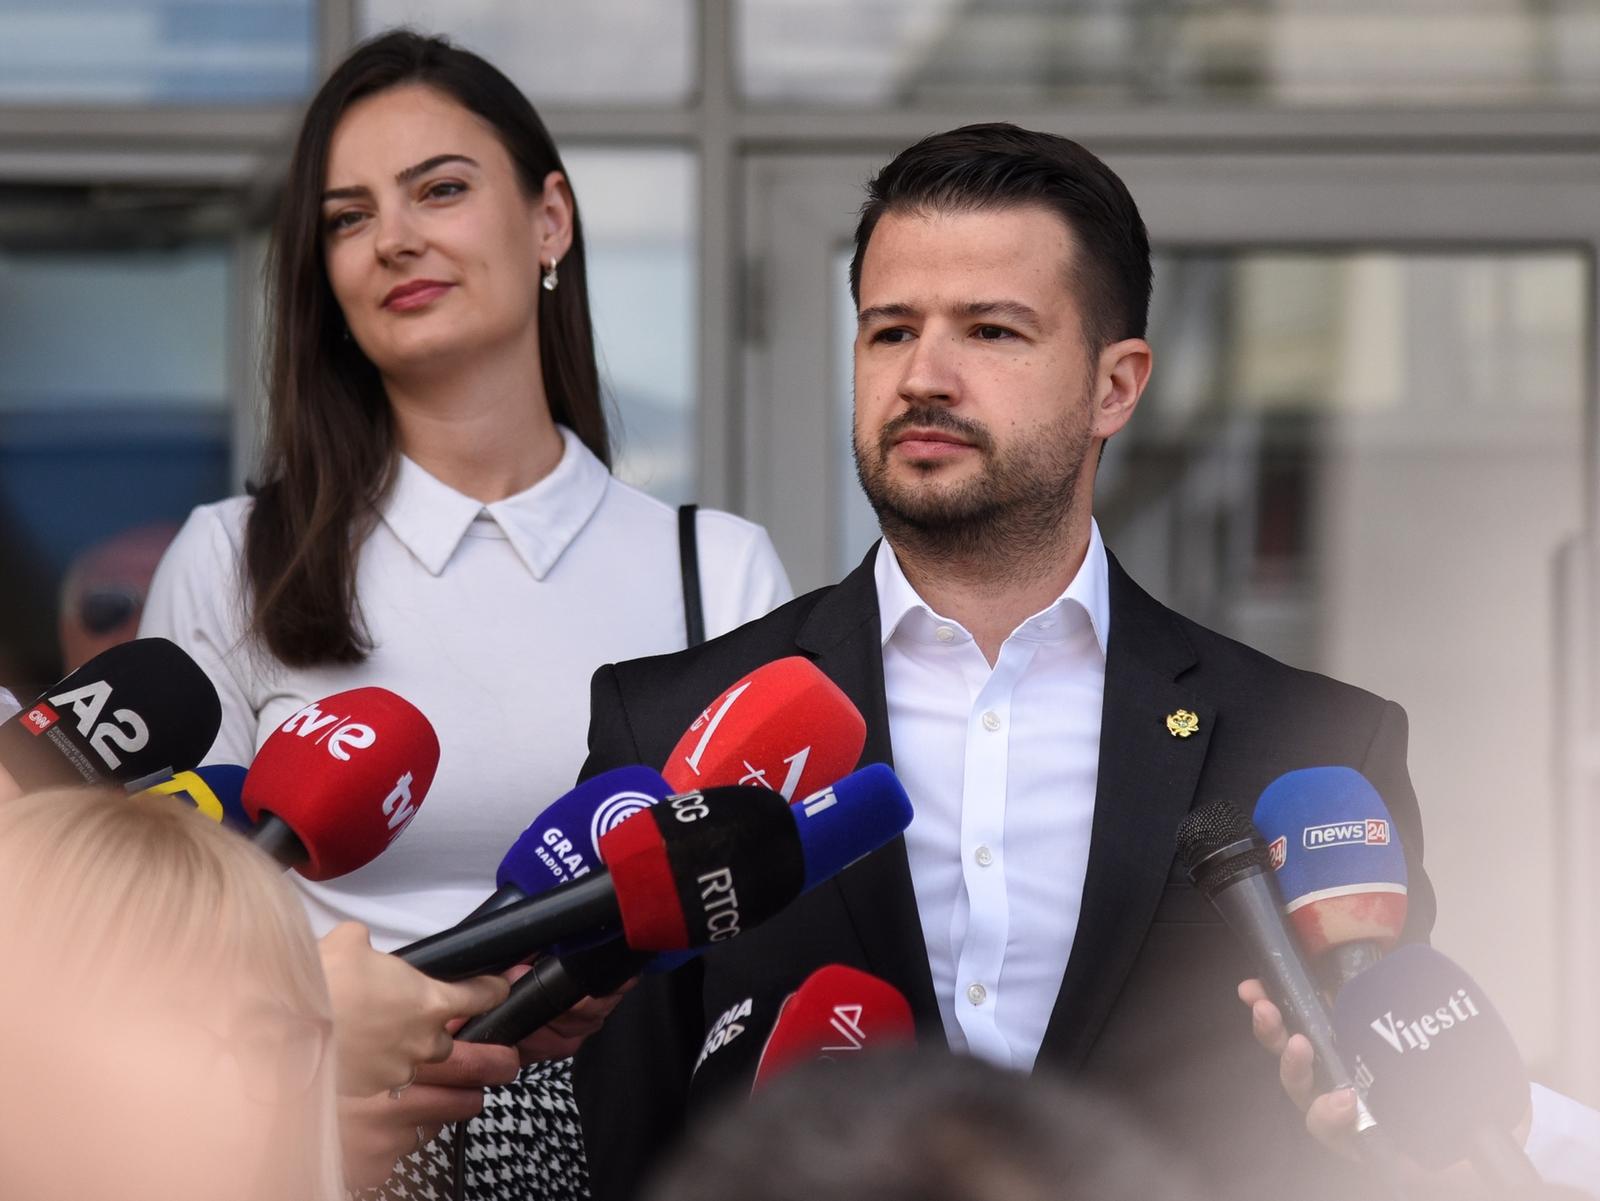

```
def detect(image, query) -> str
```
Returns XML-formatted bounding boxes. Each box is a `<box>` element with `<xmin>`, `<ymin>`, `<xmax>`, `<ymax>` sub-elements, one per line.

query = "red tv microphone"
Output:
<box><xmin>662</xmin><ymin>657</ymin><xmax>866</xmax><ymax>801</ymax></box>
<box><xmin>751</xmin><ymin>964</ymin><xmax>915</xmax><ymax>1093</ymax></box>
<box><xmin>242</xmin><ymin>688</ymin><xmax>440</xmax><ymax>880</ymax></box>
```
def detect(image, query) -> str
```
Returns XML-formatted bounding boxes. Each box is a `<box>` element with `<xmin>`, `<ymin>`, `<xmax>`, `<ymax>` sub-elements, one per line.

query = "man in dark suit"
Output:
<box><xmin>573</xmin><ymin>123</ymin><xmax>1434</xmax><ymax>1200</ymax></box>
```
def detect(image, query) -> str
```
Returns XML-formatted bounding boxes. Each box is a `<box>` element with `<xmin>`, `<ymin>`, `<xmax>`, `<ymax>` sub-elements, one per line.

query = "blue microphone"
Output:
<box><xmin>460</xmin><ymin>765</ymin><xmax>674</xmax><ymax>923</ymax></box>
<box><xmin>1334</xmin><ymin>944</ymin><xmax>1540</xmax><ymax>1191</ymax></box>
<box><xmin>139</xmin><ymin>764</ymin><xmax>251</xmax><ymax>831</ymax></box>
<box><xmin>1253</xmin><ymin>767</ymin><xmax>1409</xmax><ymax>989</ymax></box>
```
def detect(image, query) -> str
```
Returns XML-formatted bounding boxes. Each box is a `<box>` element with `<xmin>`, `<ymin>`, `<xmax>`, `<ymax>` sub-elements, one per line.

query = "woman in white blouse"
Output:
<box><xmin>141</xmin><ymin>29</ymin><xmax>790</xmax><ymax>1201</ymax></box>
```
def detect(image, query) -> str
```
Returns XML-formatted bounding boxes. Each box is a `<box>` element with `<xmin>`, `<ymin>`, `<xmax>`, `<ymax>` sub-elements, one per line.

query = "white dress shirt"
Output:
<box><xmin>877</xmin><ymin>521</ymin><xmax>1109</xmax><ymax>1071</ymax></box>
<box><xmin>141</xmin><ymin>426</ymin><xmax>792</xmax><ymax>948</ymax></box>
<box><xmin>1527</xmin><ymin>1083</ymin><xmax>1600</xmax><ymax>1198</ymax></box>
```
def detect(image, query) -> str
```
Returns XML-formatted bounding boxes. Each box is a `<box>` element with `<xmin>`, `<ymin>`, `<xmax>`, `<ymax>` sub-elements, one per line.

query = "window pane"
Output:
<box><xmin>0</xmin><ymin>240</ymin><xmax>232</xmax><ymax>695</ymax></box>
<box><xmin>0</xmin><ymin>0</ymin><xmax>315</xmax><ymax>105</ymax></box>
<box><xmin>564</xmin><ymin>148</ymin><xmax>697</xmax><ymax>503</ymax></box>
<box><xmin>743</xmin><ymin>0</ymin><xmax>1600</xmax><ymax>108</ymax></box>
<box><xmin>360</xmin><ymin>0</ymin><xmax>694</xmax><ymax>104</ymax></box>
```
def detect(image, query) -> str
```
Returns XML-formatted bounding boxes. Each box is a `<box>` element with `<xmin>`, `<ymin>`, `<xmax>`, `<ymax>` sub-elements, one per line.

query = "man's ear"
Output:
<box><xmin>1092</xmin><ymin>337</ymin><xmax>1152</xmax><ymax>441</ymax></box>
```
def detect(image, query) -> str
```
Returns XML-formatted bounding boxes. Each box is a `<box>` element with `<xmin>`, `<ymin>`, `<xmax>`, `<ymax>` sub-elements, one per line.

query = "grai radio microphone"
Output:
<box><xmin>241</xmin><ymin>688</ymin><xmax>440</xmax><ymax>879</ymax></box>
<box><xmin>0</xmin><ymin>637</ymin><xmax>221</xmax><ymax>792</ymax></box>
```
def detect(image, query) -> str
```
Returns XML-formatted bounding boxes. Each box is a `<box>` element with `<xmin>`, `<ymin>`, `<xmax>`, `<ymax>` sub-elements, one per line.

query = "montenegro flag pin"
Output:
<box><xmin>1165</xmin><ymin>709</ymin><xmax>1200</xmax><ymax>739</ymax></box>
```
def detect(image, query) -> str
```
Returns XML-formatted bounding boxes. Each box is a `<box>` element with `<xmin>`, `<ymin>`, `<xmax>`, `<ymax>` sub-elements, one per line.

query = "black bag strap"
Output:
<box><xmin>677</xmin><ymin>503</ymin><xmax>706</xmax><ymax>648</ymax></box>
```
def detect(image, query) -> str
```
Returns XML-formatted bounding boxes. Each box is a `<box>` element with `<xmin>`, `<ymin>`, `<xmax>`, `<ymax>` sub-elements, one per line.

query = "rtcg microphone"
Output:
<box><xmin>662</xmin><ymin>657</ymin><xmax>866</xmax><ymax>800</ymax></box>
<box><xmin>1253</xmin><ymin>767</ymin><xmax>1409</xmax><ymax>991</ymax></box>
<box><xmin>453</xmin><ymin>765</ymin><xmax>913</xmax><ymax>1044</ymax></box>
<box><xmin>749</xmin><ymin>964</ymin><xmax>915</xmax><ymax>1092</ymax></box>
<box><xmin>1176</xmin><ymin>800</ymin><xmax>1406</xmax><ymax>1198</ymax></box>
<box><xmin>462</xmin><ymin>766</ymin><xmax>673</xmax><ymax>922</ymax></box>
<box><xmin>0</xmin><ymin>637</ymin><xmax>221</xmax><ymax>792</ymax></box>
<box><xmin>1334</xmin><ymin>944</ymin><xmax>1541</xmax><ymax>1194</ymax></box>
<box><xmin>402</xmin><ymin>770</ymin><xmax>911</xmax><ymax>979</ymax></box>
<box><xmin>139</xmin><ymin>763</ymin><xmax>251</xmax><ymax>830</ymax></box>
<box><xmin>241</xmin><ymin>688</ymin><xmax>440</xmax><ymax>879</ymax></box>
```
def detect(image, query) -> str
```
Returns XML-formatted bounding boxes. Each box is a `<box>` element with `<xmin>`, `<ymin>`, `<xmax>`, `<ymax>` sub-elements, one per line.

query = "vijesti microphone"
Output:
<box><xmin>662</xmin><ymin>656</ymin><xmax>866</xmax><ymax>799</ymax></box>
<box><xmin>460</xmin><ymin>765</ymin><xmax>673</xmax><ymax>923</ymax></box>
<box><xmin>1176</xmin><ymin>800</ymin><xmax>1405</xmax><ymax>1197</ymax></box>
<box><xmin>748</xmin><ymin>964</ymin><xmax>915</xmax><ymax>1092</ymax></box>
<box><xmin>138</xmin><ymin>763</ymin><xmax>251</xmax><ymax>830</ymax></box>
<box><xmin>1334</xmin><ymin>944</ymin><xmax>1541</xmax><ymax>1196</ymax></box>
<box><xmin>401</xmin><ymin>769</ymin><xmax>911</xmax><ymax>979</ymax></box>
<box><xmin>455</xmin><ymin>764</ymin><xmax>911</xmax><ymax>1045</ymax></box>
<box><xmin>1254</xmin><ymin>767</ymin><xmax>1409</xmax><ymax>992</ymax></box>
<box><xmin>241</xmin><ymin>688</ymin><xmax>439</xmax><ymax>878</ymax></box>
<box><xmin>0</xmin><ymin>637</ymin><xmax>221</xmax><ymax>792</ymax></box>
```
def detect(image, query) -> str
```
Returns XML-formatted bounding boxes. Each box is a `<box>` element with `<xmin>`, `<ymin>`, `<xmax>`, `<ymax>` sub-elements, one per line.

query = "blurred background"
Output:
<box><xmin>1</xmin><ymin>0</ymin><xmax>1596</xmax><ymax>1109</ymax></box>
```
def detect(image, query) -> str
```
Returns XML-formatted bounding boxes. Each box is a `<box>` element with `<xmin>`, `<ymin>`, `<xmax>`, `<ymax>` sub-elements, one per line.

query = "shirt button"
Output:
<box><xmin>967</xmin><ymin>983</ymin><xmax>988</xmax><ymax>1006</ymax></box>
<box><xmin>935</xmin><ymin>625</ymin><xmax>955</xmax><ymax>643</ymax></box>
<box><xmin>974</xmin><ymin>845</ymin><xmax>994</xmax><ymax>867</ymax></box>
<box><xmin>981</xmin><ymin>711</ymin><xmax>1001</xmax><ymax>732</ymax></box>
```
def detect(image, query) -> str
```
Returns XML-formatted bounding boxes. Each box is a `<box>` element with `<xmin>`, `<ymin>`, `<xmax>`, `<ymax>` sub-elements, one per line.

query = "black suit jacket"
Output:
<box><xmin>573</xmin><ymin>546</ymin><xmax>1435</xmax><ymax>1201</ymax></box>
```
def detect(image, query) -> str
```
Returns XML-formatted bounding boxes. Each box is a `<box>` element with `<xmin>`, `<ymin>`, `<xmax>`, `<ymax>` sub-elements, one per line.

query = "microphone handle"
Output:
<box><xmin>1321</xmin><ymin>939</ymin><xmax>1384</xmax><ymax>994</ymax></box>
<box><xmin>1209</xmin><ymin>867</ymin><xmax>1354</xmax><ymax>1093</ymax></box>
<box><xmin>1467</xmin><ymin>1125</ymin><xmax>1545</xmax><ymax>1198</ymax></box>
<box><xmin>395</xmin><ymin>874</ymin><xmax>621</xmax><ymax>981</ymax></box>
<box><xmin>456</xmin><ymin>943</ymin><xmax>648</xmax><ymax>1045</ymax></box>
<box><xmin>460</xmin><ymin>883</ymin><xmax>527</xmax><ymax>924</ymax></box>
<box><xmin>248</xmin><ymin>811</ymin><xmax>308</xmax><ymax>872</ymax></box>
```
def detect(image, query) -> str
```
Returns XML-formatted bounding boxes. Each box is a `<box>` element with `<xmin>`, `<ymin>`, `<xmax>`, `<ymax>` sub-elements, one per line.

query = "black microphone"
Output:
<box><xmin>1175</xmin><ymin>801</ymin><xmax>1406</xmax><ymax>1197</ymax></box>
<box><xmin>1334</xmin><ymin>944</ymin><xmax>1543</xmax><ymax>1198</ymax></box>
<box><xmin>0</xmin><ymin>637</ymin><xmax>221</xmax><ymax>792</ymax></box>
<box><xmin>455</xmin><ymin>766</ymin><xmax>914</xmax><ymax>1045</ymax></box>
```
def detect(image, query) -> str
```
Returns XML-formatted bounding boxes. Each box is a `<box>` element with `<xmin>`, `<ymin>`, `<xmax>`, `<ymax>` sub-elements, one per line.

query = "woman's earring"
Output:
<box><xmin>542</xmin><ymin>257</ymin><xmax>560</xmax><ymax>292</ymax></box>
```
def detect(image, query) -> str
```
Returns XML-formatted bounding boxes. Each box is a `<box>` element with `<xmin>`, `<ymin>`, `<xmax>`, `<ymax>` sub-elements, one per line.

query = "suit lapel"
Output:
<box><xmin>1036</xmin><ymin>553</ymin><xmax>1213</xmax><ymax>1070</ymax></box>
<box><xmin>794</xmin><ymin>545</ymin><xmax>942</xmax><ymax>1036</ymax></box>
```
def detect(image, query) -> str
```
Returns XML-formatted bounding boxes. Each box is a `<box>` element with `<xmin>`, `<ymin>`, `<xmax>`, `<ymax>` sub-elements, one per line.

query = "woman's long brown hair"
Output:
<box><xmin>246</xmin><ymin>30</ymin><xmax>609</xmax><ymax>666</ymax></box>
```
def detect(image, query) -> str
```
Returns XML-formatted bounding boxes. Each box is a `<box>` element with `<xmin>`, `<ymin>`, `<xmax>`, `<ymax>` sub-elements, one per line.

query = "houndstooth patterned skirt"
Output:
<box><xmin>359</xmin><ymin>1059</ymin><xmax>589</xmax><ymax>1201</ymax></box>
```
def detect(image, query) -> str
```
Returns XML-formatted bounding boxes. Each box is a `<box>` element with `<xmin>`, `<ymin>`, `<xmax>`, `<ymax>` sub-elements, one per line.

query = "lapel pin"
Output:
<box><xmin>1166</xmin><ymin>709</ymin><xmax>1200</xmax><ymax>739</ymax></box>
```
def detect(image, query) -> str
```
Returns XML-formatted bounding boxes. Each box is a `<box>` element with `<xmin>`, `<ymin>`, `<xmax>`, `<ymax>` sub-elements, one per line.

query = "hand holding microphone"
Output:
<box><xmin>318</xmin><ymin>921</ymin><xmax>510</xmax><ymax>1098</ymax></box>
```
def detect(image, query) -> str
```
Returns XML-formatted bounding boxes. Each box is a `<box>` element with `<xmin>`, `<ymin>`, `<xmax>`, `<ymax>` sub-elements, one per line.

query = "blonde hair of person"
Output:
<box><xmin>0</xmin><ymin>787</ymin><xmax>343</xmax><ymax>1201</ymax></box>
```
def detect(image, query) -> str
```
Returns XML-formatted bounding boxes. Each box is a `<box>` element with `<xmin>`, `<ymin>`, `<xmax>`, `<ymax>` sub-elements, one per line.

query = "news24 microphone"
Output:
<box><xmin>1253</xmin><ymin>767</ymin><xmax>1409</xmax><ymax>991</ymax></box>
<box><xmin>1176</xmin><ymin>801</ymin><xmax>1407</xmax><ymax>1198</ymax></box>
<box><xmin>138</xmin><ymin>763</ymin><xmax>251</xmax><ymax>830</ymax></box>
<box><xmin>454</xmin><ymin>765</ymin><xmax>912</xmax><ymax>1044</ymax></box>
<box><xmin>748</xmin><ymin>964</ymin><xmax>915</xmax><ymax>1092</ymax></box>
<box><xmin>1334</xmin><ymin>945</ymin><xmax>1541</xmax><ymax>1194</ymax></box>
<box><xmin>241</xmin><ymin>688</ymin><xmax>440</xmax><ymax>879</ymax></box>
<box><xmin>461</xmin><ymin>766</ymin><xmax>673</xmax><ymax>922</ymax></box>
<box><xmin>662</xmin><ymin>657</ymin><xmax>866</xmax><ymax>800</ymax></box>
<box><xmin>0</xmin><ymin>637</ymin><xmax>221</xmax><ymax>791</ymax></box>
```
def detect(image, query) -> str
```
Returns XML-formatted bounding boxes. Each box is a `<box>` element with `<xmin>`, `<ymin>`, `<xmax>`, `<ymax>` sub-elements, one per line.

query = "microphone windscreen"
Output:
<box><xmin>0</xmin><ymin>638</ymin><xmax>221</xmax><ymax>791</ymax></box>
<box><xmin>661</xmin><ymin>657</ymin><xmax>866</xmax><ymax>800</ymax></box>
<box><xmin>1333</xmin><ymin>944</ymin><xmax>1529</xmax><ymax>1169</ymax></box>
<box><xmin>600</xmin><ymin>785</ymin><xmax>804</xmax><ymax>952</ymax></box>
<box><xmin>241</xmin><ymin>688</ymin><xmax>440</xmax><ymax>880</ymax></box>
<box><xmin>1253</xmin><ymin>767</ymin><xmax>1408</xmax><ymax>956</ymax></box>
<box><xmin>496</xmin><ymin>766</ymin><xmax>672</xmax><ymax>894</ymax></box>
<box><xmin>141</xmin><ymin>763</ymin><xmax>251</xmax><ymax>830</ymax></box>
<box><xmin>791</xmin><ymin>763</ymin><xmax>913</xmax><ymax>891</ymax></box>
<box><xmin>751</xmin><ymin>964</ymin><xmax>915</xmax><ymax>1091</ymax></box>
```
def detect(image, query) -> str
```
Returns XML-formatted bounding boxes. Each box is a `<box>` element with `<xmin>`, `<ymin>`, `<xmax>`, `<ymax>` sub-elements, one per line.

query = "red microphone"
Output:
<box><xmin>662</xmin><ymin>657</ymin><xmax>866</xmax><ymax>800</ymax></box>
<box><xmin>750</xmin><ymin>964</ymin><xmax>916</xmax><ymax>1093</ymax></box>
<box><xmin>241</xmin><ymin>688</ymin><xmax>440</xmax><ymax>880</ymax></box>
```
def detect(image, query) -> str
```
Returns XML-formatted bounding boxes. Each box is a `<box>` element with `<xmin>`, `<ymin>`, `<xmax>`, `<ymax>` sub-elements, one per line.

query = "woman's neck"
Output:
<box><xmin>383</xmin><ymin>350</ymin><xmax>565</xmax><ymax>503</ymax></box>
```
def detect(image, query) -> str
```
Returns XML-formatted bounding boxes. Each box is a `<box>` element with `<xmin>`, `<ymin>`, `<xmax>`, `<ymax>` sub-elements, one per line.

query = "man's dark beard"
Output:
<box><xmin>852</xmin><ymin>401</ymin><xmax>1092</xmax><ymax>570</ymax></box>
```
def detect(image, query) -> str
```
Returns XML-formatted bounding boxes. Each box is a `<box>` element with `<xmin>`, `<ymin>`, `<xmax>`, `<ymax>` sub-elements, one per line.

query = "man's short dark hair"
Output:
<box><xmin>849</xmin><ymin>123</ymin><xmax>1153</xmax><ymax>351</ymax></box>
